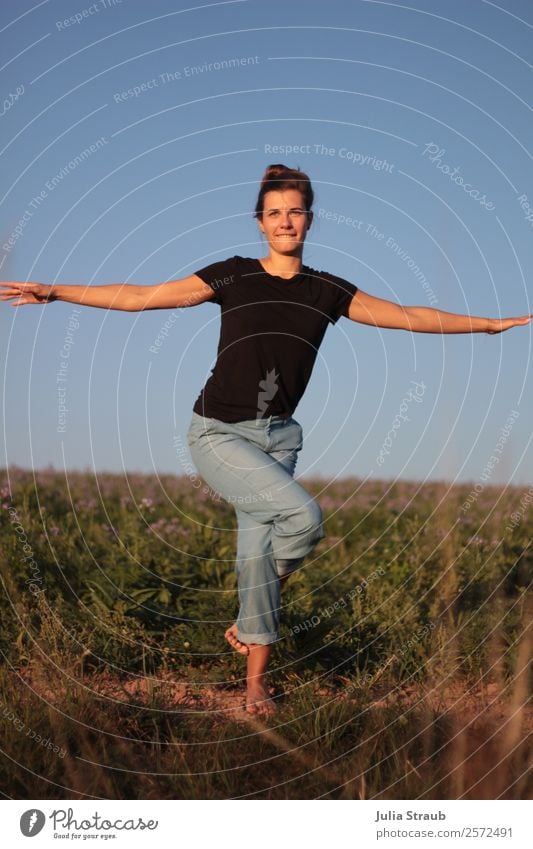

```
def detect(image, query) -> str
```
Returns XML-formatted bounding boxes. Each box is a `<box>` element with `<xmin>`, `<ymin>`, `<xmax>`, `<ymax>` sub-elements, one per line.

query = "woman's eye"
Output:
<box><xmin>266</xmin><ymin>210</ymin><xmax>304</xmax><ymax>218</ymax></box>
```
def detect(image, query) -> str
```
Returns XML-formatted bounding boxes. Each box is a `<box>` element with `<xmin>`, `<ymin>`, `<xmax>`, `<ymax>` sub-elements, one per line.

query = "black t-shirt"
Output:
<box><xmin>192</xmin><ymin>255</ymin><xmax>358</xmax><ymax>422</ymax></box>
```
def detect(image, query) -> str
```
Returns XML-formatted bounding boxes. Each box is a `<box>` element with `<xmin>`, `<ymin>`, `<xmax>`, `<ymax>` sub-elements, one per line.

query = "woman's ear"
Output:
<box><xmin>306</xmin><ymin>211</ymin><xmax>313</xmax><ymax>229</ymax></box>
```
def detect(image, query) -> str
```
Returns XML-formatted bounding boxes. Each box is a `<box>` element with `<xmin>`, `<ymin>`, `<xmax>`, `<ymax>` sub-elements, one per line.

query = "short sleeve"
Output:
<box><xmin>193</xmin><ymin>256</ymin><xmax>238</xmax><ymax>306</ymax></box>
<box><xmin>326</xmin><ymin>273</ymin><xmax>358</xmax><ymax>324</ymax></box>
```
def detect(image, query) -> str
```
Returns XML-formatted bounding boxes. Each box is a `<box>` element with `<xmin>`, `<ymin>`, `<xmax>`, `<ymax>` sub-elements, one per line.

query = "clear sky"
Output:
<box><xmin>1</xmin><ymin>0</ymin><xmax>532</xmax><ymax>486</ymax></box>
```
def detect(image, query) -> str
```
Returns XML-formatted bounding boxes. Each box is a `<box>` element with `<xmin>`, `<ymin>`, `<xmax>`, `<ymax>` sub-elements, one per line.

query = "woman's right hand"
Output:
<box><xmin>0</xmin><ymin>282</ymin><xmax>56</xmax><ymax>306</ymax></box>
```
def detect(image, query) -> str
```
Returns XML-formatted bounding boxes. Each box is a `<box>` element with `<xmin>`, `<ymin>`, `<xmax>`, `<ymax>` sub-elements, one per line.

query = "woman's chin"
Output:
<box><xmin>271</xmin><ymin>240</ymin><xmax>303</xmax><ymax>254</ymax></box>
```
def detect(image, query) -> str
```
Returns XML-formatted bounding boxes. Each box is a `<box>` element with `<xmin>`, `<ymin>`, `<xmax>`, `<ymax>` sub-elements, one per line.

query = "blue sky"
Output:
<box><xmin>1</xmin><ymin>0</ymin><xmax>532</xmax><ymax>486</ymax></box>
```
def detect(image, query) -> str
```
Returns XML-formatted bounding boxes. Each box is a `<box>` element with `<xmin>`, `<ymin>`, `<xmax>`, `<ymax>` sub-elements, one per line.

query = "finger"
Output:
<box><xmin>3</xmin><ymin>284</ymin><xmax>38</xmax><ymax>295</ymax></box>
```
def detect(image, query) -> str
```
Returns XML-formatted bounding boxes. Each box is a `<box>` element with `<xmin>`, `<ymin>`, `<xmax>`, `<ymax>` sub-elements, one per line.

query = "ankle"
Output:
<box><xmin>247</xmin><ymin>680</ymin><xmax>269</xmax><ymax>695</ymax></box>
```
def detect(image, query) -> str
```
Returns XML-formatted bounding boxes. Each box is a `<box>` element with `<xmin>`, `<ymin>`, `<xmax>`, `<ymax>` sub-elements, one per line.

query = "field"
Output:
<box><xmin>0</xmin><ymin>466</ymin><xmax>531</xmax><ymax>800</ymax></box>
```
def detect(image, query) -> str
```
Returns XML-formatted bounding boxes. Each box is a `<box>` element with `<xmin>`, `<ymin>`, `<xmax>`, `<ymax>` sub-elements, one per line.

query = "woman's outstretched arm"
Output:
<box><xmin>0</xmin><ymin>275</ymin><xmax>215</xmax><ymax>311</ymax></box>
<box><xmin>345</xmin><ymin>289</ymin><xmax>532</xmax><ymax>334</ymax></box>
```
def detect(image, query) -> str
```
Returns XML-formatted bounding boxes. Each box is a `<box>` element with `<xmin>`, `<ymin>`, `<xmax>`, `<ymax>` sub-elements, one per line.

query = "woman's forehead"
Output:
<box><xmin>263</xmin><ymin>189</ymin><xmax>305</xmax><ymax>209</ymax></box>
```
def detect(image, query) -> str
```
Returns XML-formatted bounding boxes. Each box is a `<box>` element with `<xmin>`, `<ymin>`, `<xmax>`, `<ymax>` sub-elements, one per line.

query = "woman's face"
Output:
<box><xmin>257</xmin><ymin>189</ymin><xmax>312</xmax><ymax>254</ymax></box>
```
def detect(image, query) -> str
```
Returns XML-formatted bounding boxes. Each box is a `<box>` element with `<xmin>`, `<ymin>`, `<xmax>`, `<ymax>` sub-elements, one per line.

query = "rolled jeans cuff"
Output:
<box><xmin>235</xmin><ymin>628</ymin><xmax>280</xmax><ymax>646</ymax></box>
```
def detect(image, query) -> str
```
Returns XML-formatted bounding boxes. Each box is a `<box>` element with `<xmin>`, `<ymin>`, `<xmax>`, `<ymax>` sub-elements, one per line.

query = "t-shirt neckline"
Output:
<box><xmin>254</xmin><ymin>257</ymin><xmax>306</xmax><ymax>282</ymax></box>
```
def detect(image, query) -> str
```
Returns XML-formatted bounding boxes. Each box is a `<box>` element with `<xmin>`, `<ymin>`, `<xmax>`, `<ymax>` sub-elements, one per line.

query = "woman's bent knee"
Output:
<box><xmin>298</xmin><ymin>499</ymin><xmax>324</xmax><ymax>535</ymax></box>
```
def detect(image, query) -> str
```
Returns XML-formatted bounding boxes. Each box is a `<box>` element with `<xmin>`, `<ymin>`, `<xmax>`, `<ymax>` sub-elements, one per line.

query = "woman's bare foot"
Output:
<box><xmin>245</xmin><ymin>682</ymin><xmax>277</xmax><ymax>716</ymax></box>
<box><xmin>224</xmin><ymin>623</ymin><xmax>251</xmax><ymax>655</ymax></box>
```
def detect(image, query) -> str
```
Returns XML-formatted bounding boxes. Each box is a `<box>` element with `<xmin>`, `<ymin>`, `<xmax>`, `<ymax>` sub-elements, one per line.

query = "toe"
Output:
<box><xmin>247</xmin><ymin>703</ymin><xmax>275</xmax><ymax>717</ymax></box>
<box><xmin>225</xmin><ymin>626</ymin><xmax>249</xmax><ymax>655</ymax></box>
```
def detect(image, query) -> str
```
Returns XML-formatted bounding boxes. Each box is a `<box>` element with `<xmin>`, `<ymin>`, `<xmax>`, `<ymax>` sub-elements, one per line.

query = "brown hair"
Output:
<box><xmin>253</xmin><ymin>163</ymin><xmax>314</xmax><ymax>219</ymax></box>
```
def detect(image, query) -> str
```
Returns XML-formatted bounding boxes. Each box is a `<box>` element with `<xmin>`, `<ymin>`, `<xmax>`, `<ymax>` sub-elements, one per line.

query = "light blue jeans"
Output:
<box><xmin>186</xmin><ymin>411</ymin><xmax>325</xmax><ymax>645</ymax></box>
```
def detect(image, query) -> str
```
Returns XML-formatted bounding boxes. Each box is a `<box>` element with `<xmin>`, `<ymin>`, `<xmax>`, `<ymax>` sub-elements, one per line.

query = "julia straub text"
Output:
<box><xmin>375</xmin><ymin>810</ymin><xmax>446</xmax><ymax>822</ymax></box>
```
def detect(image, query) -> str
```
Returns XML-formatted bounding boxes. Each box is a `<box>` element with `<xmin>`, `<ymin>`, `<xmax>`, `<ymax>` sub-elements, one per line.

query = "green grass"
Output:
<box><xmin>0</xmin><ymin>468</ymin><xmax>531</xmax><ymax>799</ymax></box>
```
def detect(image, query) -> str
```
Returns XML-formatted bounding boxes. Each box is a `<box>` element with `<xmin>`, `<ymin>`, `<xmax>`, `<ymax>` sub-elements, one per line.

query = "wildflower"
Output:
<box><xmin>467</xmin><ymin>535</ymin><xmax>485</xmax><ymax>546</ymax></box>
<box><xmin>138</xmin><ymin>497</ymin><xmax>154</xmax><ymax>512</ymax></box>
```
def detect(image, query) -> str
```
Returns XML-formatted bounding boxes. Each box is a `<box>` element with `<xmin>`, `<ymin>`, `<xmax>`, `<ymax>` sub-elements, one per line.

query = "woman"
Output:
<box><xmin>1</xmin><ymin>163</ymin><xmax>531</xmax><ymax>718</ymax></box>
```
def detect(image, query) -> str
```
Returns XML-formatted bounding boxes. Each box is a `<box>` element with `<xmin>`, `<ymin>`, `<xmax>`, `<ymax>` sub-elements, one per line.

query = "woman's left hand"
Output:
<box><xmin>486</xmin><ymin>314</ymin><xmax>533</xmax><ymax>334</ymax></box>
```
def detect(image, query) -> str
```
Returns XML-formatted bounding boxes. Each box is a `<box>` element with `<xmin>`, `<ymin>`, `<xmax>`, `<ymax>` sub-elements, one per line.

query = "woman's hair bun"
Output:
<box><xmin>261</xmin><ymin>163</ymin><xmax>292</xmax><ymax>183</ymax></box>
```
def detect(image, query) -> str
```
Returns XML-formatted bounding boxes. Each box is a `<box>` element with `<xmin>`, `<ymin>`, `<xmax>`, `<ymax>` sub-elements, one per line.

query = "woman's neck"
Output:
<box><xmin>259</xmin><ymin>253</ymin><xmax>303</xmax><ymax>279</ymax></box>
